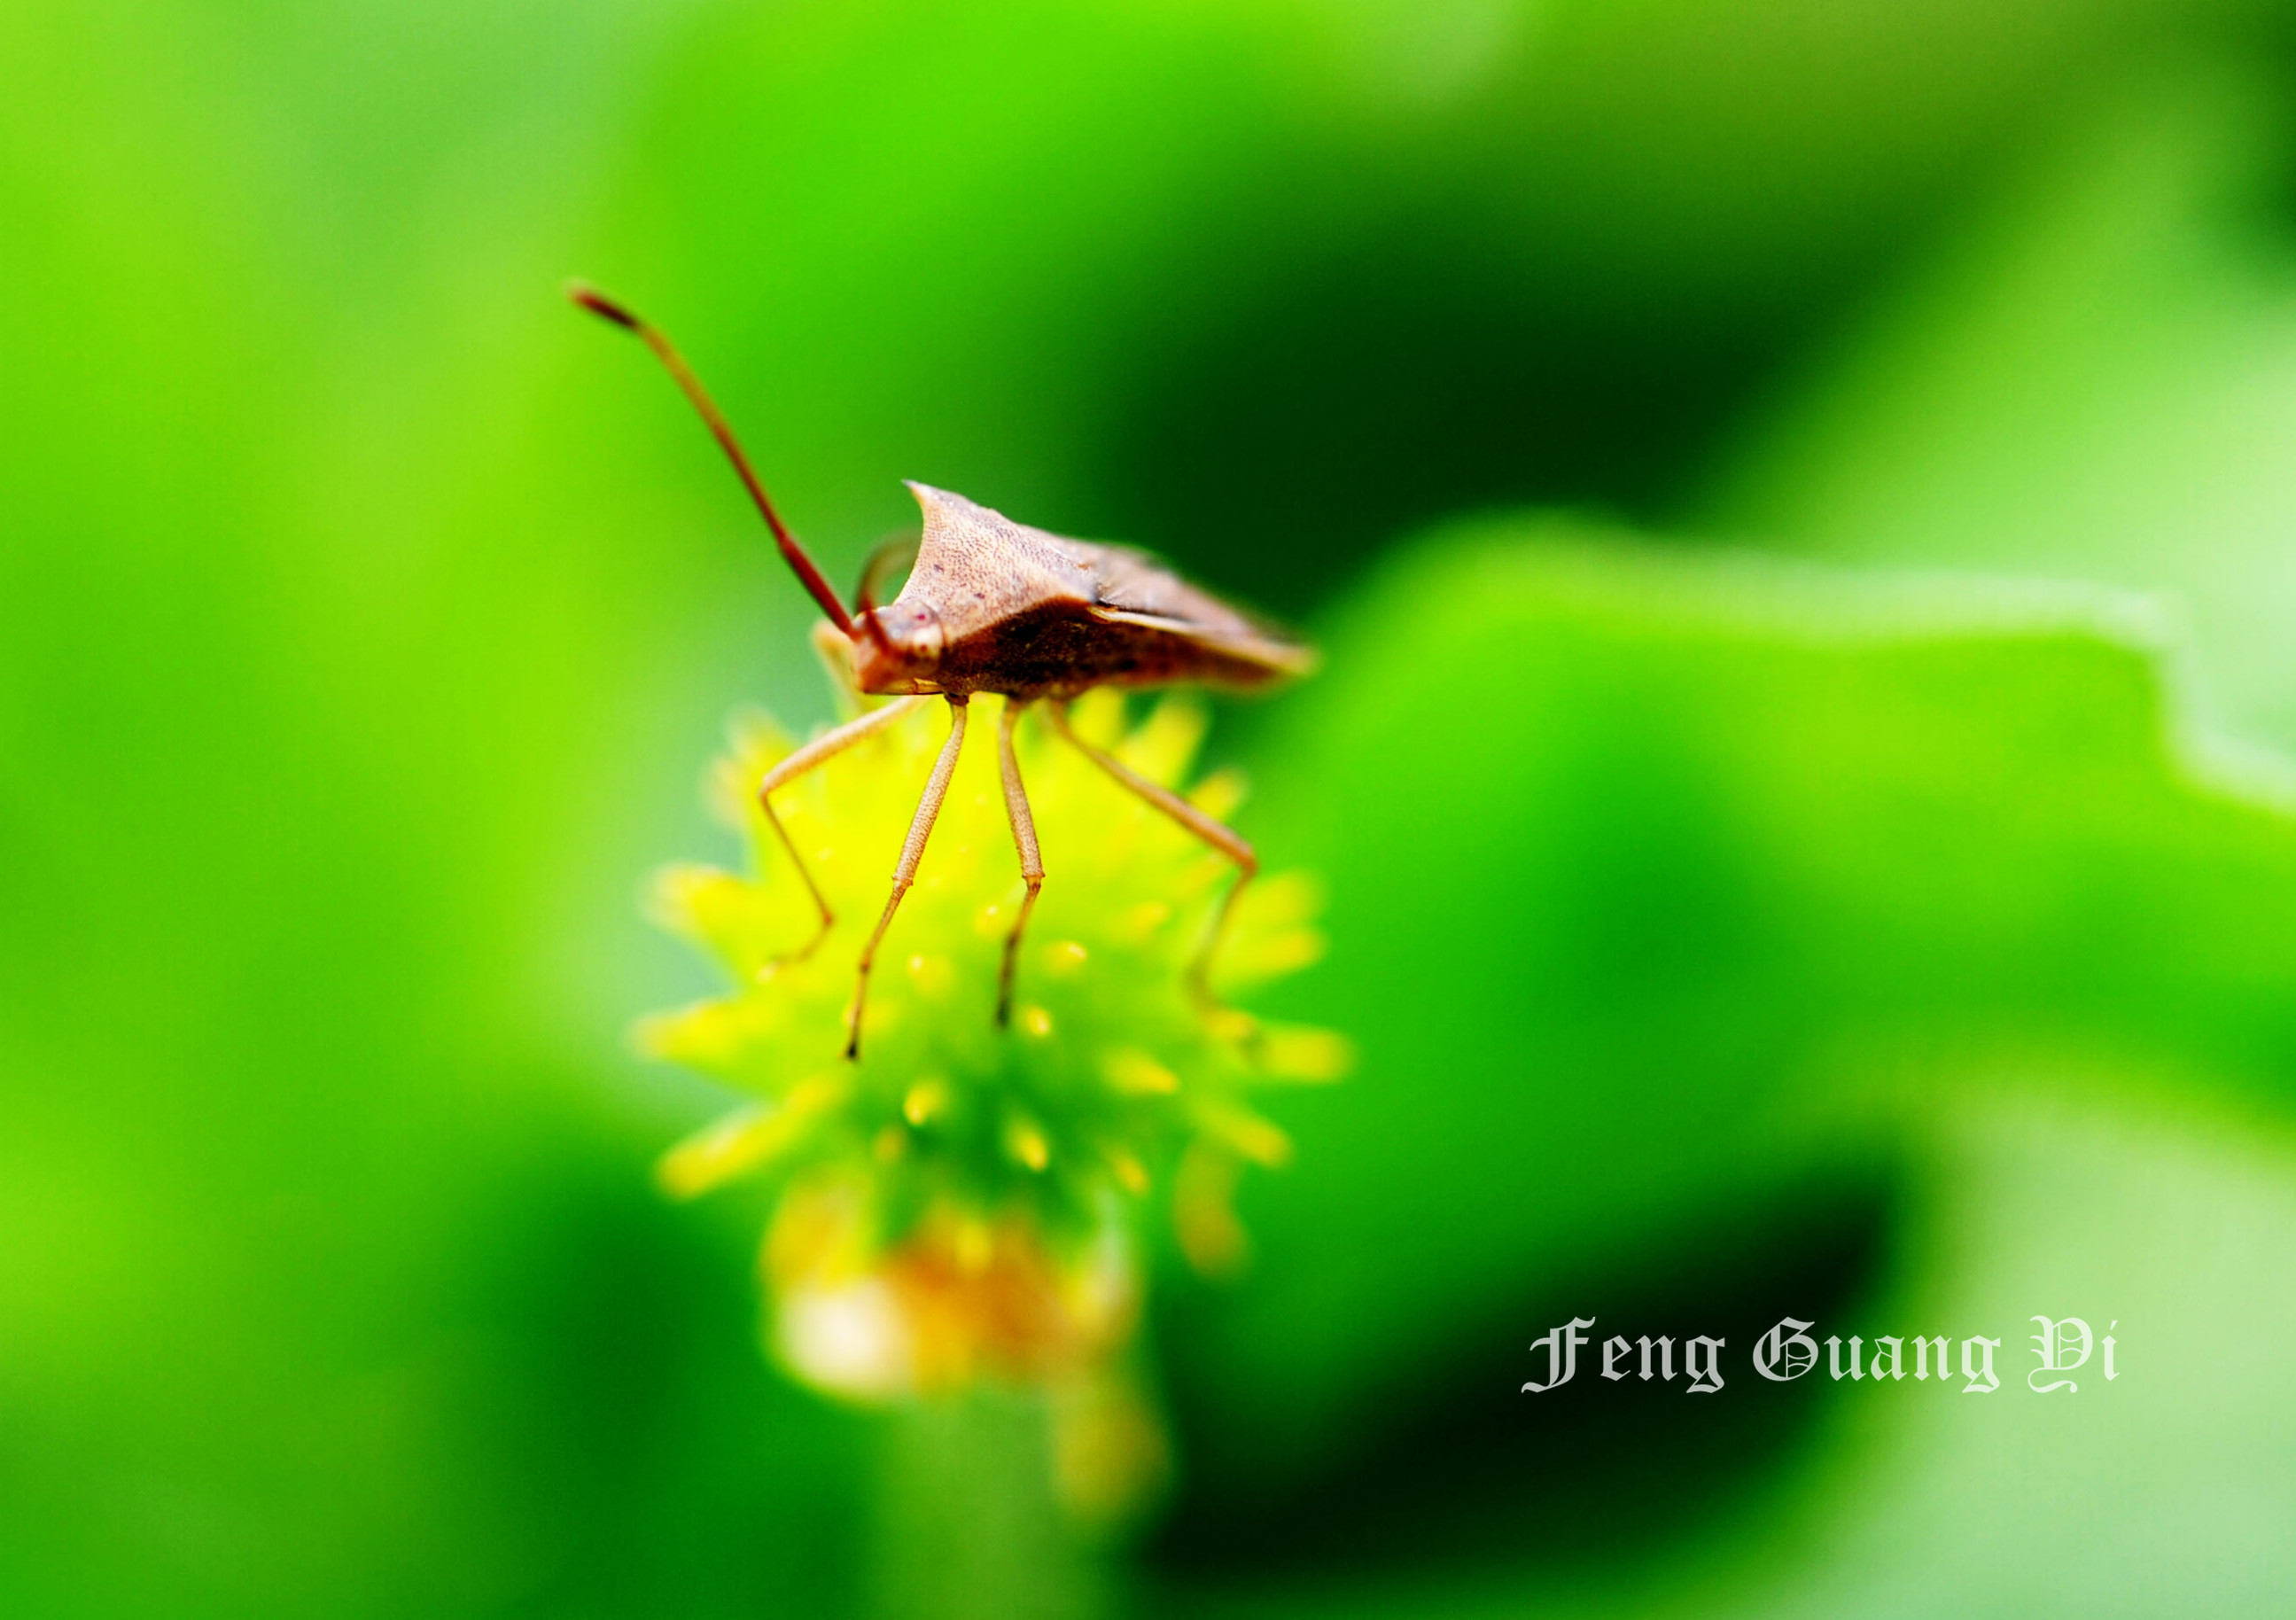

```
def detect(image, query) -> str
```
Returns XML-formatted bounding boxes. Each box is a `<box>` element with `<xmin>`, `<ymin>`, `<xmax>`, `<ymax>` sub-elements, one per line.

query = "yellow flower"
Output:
<box><xmin>634</xmin><ymin>682</ymin><xmax>1346</xmax><ymax>1512</ymax></box>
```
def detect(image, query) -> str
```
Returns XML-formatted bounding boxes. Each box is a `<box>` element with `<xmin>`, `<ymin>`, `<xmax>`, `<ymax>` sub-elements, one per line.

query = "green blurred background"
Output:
<box><xmin>9</xmin><ymin>1</ymin><xmax>2296</xmax><ymax>1614</ymax></box>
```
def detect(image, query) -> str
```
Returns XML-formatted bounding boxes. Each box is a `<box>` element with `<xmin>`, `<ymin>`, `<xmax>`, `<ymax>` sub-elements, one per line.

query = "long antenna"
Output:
<box><xmin>567</xmin><ymin>281</ymin><xmax>857</xmax><ymax>637</ymax></box>
<box><xmin>852</xmin><ymin>534</ymin><xmax>918</xmax><ymax>658</ymax></box>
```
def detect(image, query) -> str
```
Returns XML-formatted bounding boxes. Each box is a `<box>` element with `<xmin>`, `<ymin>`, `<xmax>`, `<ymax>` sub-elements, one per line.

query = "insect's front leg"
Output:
<box><xmin>994</xmin><ymin>697</ymin><xmax>1046</xmax><ymax>1028</ymax></box>
<box><xmin>846</xmin><ymin>695</ymin><xmax>969</xmax><ymax>1059</ymax></box>
<box><xmin>1047</xmin><ymin>703</ymin><xmax>1258</xmax><ymax>1026</ymax></box>
<box><xmin>756</xmin><ymin>695</ymin><xmax>927</xmax><ymax>969</ymax></box>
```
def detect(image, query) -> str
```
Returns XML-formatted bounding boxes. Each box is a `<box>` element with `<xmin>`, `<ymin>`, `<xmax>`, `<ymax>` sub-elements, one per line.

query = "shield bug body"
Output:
<box><xmin>572</xmin><ymin>285</ymin><xmax>1311</xmax><ymax>1056</ymax></box>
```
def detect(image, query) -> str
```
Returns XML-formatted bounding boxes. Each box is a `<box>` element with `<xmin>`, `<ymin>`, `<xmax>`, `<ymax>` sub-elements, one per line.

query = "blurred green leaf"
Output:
<box><xmin>1156</xmin><ymin>1084</ymin><xmax>2296</xmax><ymax>1618</ymax></box>
<box><xmin>1710</xmin><ymin>64</ymin><xmax>2296</xmax><ymax>750</ymax></box>
<box><xmin>1152</xmin><ymin>526</ymin><xmax>2296</xmax><ymax>1591</ymax></box>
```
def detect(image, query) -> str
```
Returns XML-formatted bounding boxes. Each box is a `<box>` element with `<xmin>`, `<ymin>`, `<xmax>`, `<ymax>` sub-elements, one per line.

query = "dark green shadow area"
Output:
<box><xmin>1090</xmin><ymin>222</ymin><xmax>1809</xmax><ymax>619</ymax></box>
<box><xmin>1145</xmin><ymin>1174</ymin><xmax>1894</xmax><ymax>1592</ymax></box>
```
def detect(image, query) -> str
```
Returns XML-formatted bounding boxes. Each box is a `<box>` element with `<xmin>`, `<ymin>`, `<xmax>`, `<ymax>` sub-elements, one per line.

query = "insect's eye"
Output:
<box><xmin>899</xmin><ymin>604</ymin><xmax>946</xmax><ymax>664</ymax></box>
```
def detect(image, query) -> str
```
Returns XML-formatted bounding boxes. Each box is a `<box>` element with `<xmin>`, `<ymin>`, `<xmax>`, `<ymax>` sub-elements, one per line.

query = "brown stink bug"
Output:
<box><xmin>571</xmin><ymin>284</ymin><xmax>1312</xmax><ymax>1057</ymax></box>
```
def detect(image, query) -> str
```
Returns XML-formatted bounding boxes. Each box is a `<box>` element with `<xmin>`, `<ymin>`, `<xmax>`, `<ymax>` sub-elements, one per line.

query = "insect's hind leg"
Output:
<box><xmin>994</xmin><ymin>697</ymin><xmax>1046</xmax><ymax>1028</ymax></box>
<box><xmin>756</xmin><ymin>695</ymin><xmax>927</xmax><ymax>970</ymax></box>
<box><xmin>846</xmin><ymin>695</ymin><xmax>969</xmax><ymax>1059</ymax></box>
<box><xmin>1047</xmin><ymin>702</ymin><xmax>1257</xmax><ymax>1022</ymax></box>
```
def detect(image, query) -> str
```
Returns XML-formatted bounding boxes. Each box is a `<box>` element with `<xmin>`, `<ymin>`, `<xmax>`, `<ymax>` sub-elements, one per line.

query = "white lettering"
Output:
<box><xmin>1754</xmin><ymin>1317</ymin><xmax>1819</xmax><ymax>1382</ymax></box>
<box><xmin>1826</xmin><ymin>1335</ymin><xmax>1864</xmax><ymax>1381</ymax></box>
<box><xmin>2027</xmin><ymin>1316</ymin><xmax>2092</xmax><ymax>1394</ymax></box>
<box><xmin>1685</xmin><ymin>1336</ymin><xmax>1725</xmax><ymax>1394</ymax></box>
<box><xmin>1522</xmin><ymin>1316</ymin><xmax>1596</xmax><ymax>1393</ymax></box>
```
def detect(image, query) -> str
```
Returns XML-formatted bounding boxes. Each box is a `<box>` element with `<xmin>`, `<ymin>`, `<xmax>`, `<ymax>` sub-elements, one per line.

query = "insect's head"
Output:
<box><xmin>851</xmin><ymin>599</ymin><xmax>946</xmax><ymax>694</ymax></box>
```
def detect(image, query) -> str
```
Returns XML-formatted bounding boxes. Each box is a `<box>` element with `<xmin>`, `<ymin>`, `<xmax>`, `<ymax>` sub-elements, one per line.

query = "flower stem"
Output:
<box><xmin>868</xmin><ymin>1392</ymin><xmax>1113</xmax><ymax>1620</ymax></box>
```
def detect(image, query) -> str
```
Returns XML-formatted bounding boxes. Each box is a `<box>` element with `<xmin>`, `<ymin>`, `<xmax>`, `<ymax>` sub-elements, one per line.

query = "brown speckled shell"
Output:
<box><xmin>892</xmin><ymin>483</ymin><xmax>1313</xmax><ymax>700</ymax></box>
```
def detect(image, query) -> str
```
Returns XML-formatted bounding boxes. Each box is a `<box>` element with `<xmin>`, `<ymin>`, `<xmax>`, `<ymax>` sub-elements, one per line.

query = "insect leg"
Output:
<box><xmin>994</xmin><ymin>697</ymin><xmax>1046</xmax><ymax>1028</ymax></box>
<box><xmin>1047</xmin><ymin>703</ymin><xmax>1257</xmax><ymax>1016</ymax></box>
<box><xmin>757</xmin><ymin>695</ymin><xmax>927</xmax><ymax>966</ymax></box>
<box><xmin>846</xmin><ymin>695</ymin><xmax>969</xmax><ymax>1059</ymax></box>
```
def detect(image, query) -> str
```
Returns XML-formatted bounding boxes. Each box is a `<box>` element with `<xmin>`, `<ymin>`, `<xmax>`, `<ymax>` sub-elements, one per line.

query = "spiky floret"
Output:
<box><xmin>637</xmin><ymin>685</ymin><xmax>1344</xmax><ymax>1417</ymax></box>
